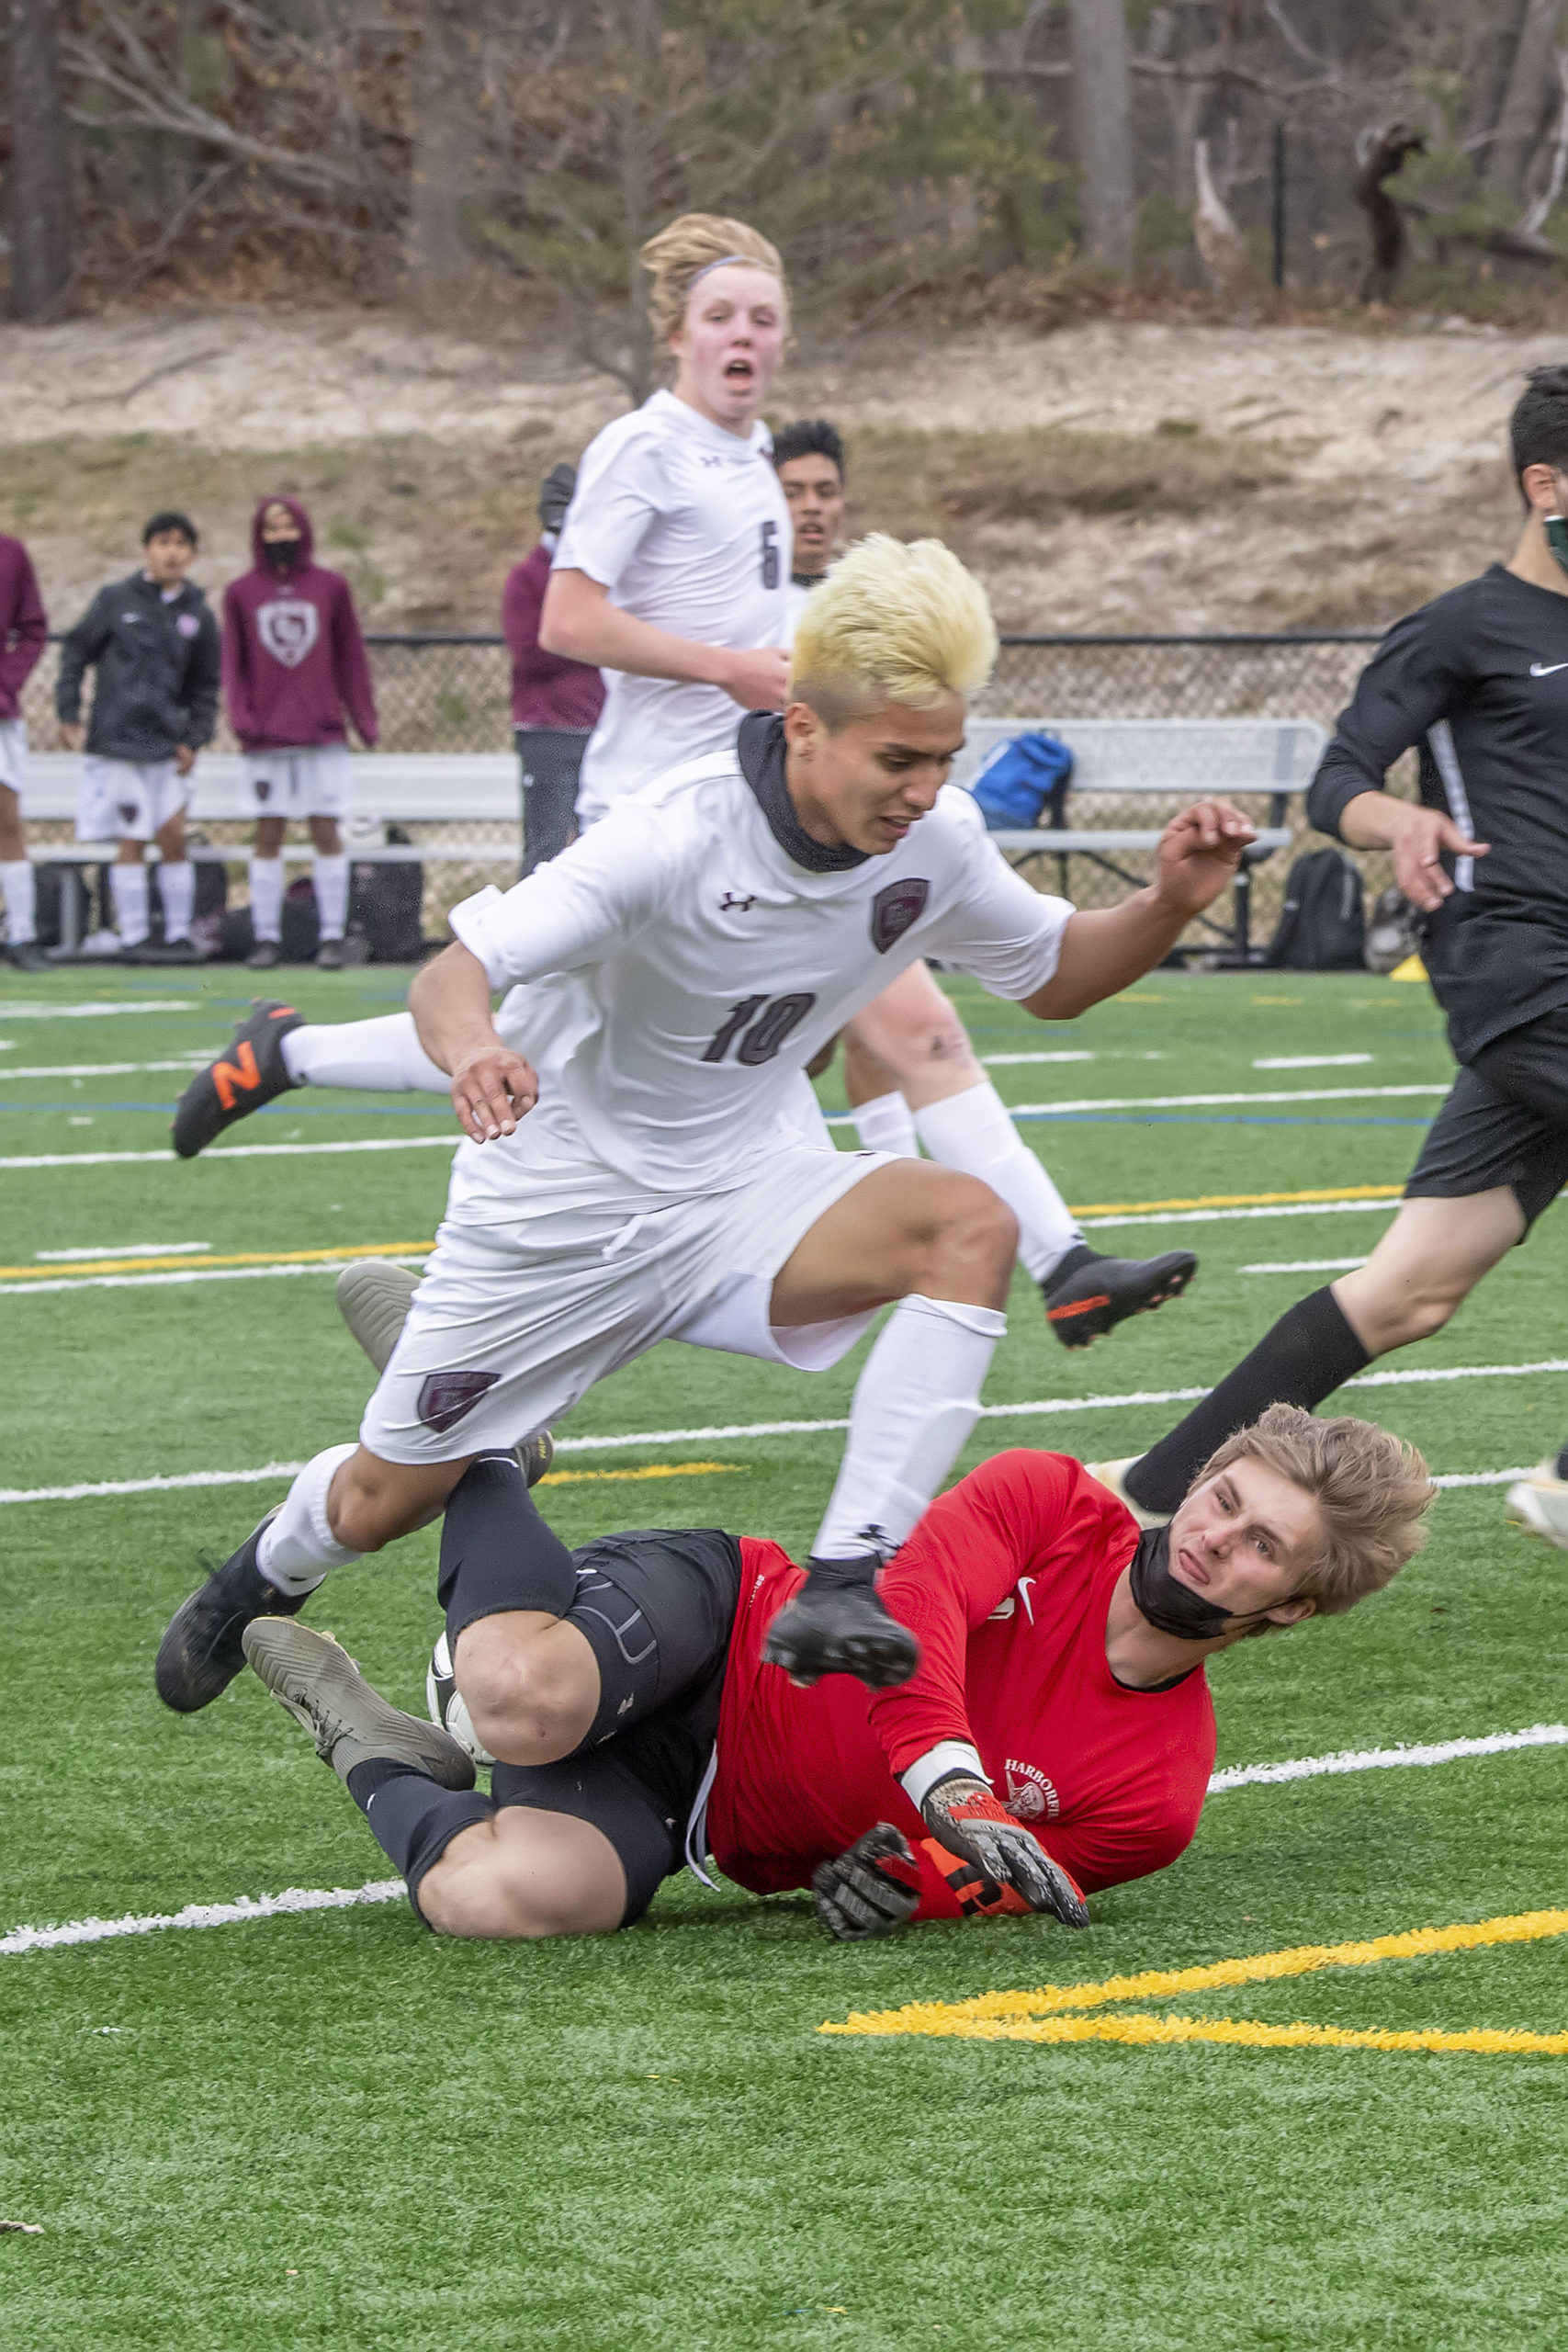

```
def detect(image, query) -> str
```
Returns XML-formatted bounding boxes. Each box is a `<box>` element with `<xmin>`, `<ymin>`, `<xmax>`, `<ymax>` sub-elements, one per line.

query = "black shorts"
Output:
<box><xmin>489</xmin><ymin>1526</ymin><xmax>742</xmax><ymax>1925</ymax></box>
<box><xmin>1406</xmin><ymin>1007</ymin><xmax>1568</xmax><ymax>1233</ymax></box>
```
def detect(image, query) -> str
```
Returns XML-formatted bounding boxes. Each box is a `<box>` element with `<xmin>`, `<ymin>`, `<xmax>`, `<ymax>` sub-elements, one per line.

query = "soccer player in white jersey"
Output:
<box><xmin>156</xmin><ymin>537</ymin><xmax>1254</xmax><ymax>1720</ymax></box>
<box><xmin>167</xmin><ymin>220</ymin><xmax>1196</xmax><ymax>1350</ymax></box>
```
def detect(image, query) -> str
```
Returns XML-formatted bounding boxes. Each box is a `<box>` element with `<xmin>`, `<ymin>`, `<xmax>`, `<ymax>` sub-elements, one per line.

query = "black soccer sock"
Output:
<box><xmin>437</xmin><ymin>1451</ymin><xmax>578</xmax><ymax>1647</ymax></box>
<box><xmin>1123</xmin><ymin>1285</ymin><xmax>1371</xmax><ymax>1515</ymax></box>
<box><xmin>345</xmin><ymin>1758</ymin><xmax>495</xmax><ymax>1924</ymax></box>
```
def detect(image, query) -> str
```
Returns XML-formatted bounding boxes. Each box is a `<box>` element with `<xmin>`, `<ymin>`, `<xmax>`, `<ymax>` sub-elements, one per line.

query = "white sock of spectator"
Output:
<box><xmin>314</xmin><ymin>853</ymin><xmax>349</xmax><ymax>943</ymax></box>
<box><xmin>248</xmin><ymin>856</ymin><xmax>286</xmax><ymax>944</ymax></box>
<box><xmin>158</xmin><ymin>860</ymin><xmax>195</xmax><ymax>944</ymax></box>
<box><xmin>0</xmin><ymin>859</ymin><xmax>36</xmax><ymax>945</ymax></box>
<box><xmin>111</xmin><ymin>864</ymin><xmax>151</xmax><ymax>948</ymax></box>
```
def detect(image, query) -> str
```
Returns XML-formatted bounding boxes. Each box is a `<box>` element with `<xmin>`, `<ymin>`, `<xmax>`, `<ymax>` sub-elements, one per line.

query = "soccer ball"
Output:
<box><xmin>425</xmin><ymin>1629</ymin><xmax>496</xmax><ymax>1768</ymax></box>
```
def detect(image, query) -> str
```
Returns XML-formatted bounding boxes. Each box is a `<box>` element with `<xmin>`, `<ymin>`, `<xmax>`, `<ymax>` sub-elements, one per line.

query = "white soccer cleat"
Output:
<box><xmin>1504</xmin><ymin>1464</ymin><xmax>1568</xmax><ymax>1552</ymax></box>
<box><xmin>1084</xmin><ymin>1457</ymin><xmax>1169</xmax><ymax>1528</ymax></box>
<box><xmin>426</xmin><ymin>1629</ymin><xmax>496</xmax><ymax>1769</ymax></box>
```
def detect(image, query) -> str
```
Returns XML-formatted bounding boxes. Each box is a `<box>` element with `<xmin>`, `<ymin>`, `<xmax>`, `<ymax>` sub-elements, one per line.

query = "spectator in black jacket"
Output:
<box><xmin>57</xmin><ymin>510</ymin><xmax>220</xmax><ymax>964</ymax></box>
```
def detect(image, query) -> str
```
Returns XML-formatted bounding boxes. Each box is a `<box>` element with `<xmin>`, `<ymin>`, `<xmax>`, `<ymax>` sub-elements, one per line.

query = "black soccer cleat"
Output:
<box><xmin>761</xmin><ymin>1559</ymin><xmax>920</xmax><ymax>1690</ymax></box>
<box><xmin>1043</xmin><ymin>1244</ymin><xmax>1198</xmax><ymax>1350</ymax></box>
<box><xmin>6</xmin><ymin>940</ymin><xmax>50</xmax><ymax>973</ymax></box>
<box><xmin>154</xmin><ymin>1513</ymin><xmax>308</xmax><ymax>1713</ymax></box>
<box><xmin>170</xmin><ymin>998</ymin><xmax>303</xmax><ymax>1159</ymax></box>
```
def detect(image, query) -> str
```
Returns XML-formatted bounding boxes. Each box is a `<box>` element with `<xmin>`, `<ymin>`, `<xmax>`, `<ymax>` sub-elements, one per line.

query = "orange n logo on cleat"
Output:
<box><xmin>212</xmin><ymin>1041</ymin><xmax>263</xmax><ymax>1112</ymax></box>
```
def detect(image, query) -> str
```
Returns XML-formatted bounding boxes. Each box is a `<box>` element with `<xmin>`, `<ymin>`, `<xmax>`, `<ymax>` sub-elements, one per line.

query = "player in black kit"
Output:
<box><xmin>1089</xmin><ymin>366</ymin><xmax>1568</xmax><ymax>1543</ymax></box>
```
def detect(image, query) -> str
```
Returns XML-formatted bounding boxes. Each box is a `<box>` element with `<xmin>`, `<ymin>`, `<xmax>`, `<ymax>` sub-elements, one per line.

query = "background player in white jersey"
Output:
<box><xmin>156</xmin><ymin>537</ymin><xmax>1253</xmax><ymax>1720</ymax></box>
<box><xmin>169</xmin><ymin>223</ymin><xmax>1196</xmax><ymax>1350</ymax></box>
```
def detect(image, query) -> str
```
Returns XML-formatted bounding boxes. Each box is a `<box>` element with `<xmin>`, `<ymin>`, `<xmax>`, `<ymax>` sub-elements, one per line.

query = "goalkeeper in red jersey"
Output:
<box><xmin>236</xmin><ymin>1404</ymin><xmax>1431</xmax><ymax>1942</ymax></box>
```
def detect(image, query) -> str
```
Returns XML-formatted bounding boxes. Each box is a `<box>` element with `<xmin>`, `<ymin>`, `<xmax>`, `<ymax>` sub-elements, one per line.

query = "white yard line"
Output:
<box><xmin>35</xmin><ymin>1240</ymin><xmax>210</xmax><ymax>1261</ymax></box>
<box><xmin>1007</xmin><ymin>1083</ymin><xmax>1450</xmax><ymax>1115</ymax></box>
<box><xmin>8</xmin><ymin>1720</ymin><xmax>1566</xmax><ymax>1957</ymax></box>
<box><xmin>0</xmin><ymin>1135</ymin><xmax>458</xmax><ymax>1170</ymax></box>
<box><xmin>1253</xmin><ymin>1054</ymin><xmax>1374</xmax><ymax>1069</ymax></box>
<box><xmin>1241</xmin><ymin>1257</ymin><xmax>1369</xmax><ymax>1274</ymax></box>
<box><xmin>980</xmin><ymin>1051</ymin><xmax>1097</xmax><ymax>1066</ymax></box>
<box><xmin>0</xmin><ymin>1001</ymin><xmax>203</xmax><ymax>1019</ymax></box>
<box><xmin>0</xmin><ymin>1256</ymin><xmax>427</xmax><ymax>1297</ymax></box>
<box><xmin>1081</xmin><ymin>1198</ymin><xmax>1402</xmax><ymax>1230</ymax></box>
<box><xmin>0</xmin><ymin>1058</ymin><xmax>211</xmax><ymax>1082</ymax></box>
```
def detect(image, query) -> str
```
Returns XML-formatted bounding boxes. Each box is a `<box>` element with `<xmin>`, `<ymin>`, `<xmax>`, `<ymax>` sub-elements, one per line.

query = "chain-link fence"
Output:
<box><xmin>20</xmin><ymin>631</ymin><xmax>1388</xmax><ymax>948</ymax></box>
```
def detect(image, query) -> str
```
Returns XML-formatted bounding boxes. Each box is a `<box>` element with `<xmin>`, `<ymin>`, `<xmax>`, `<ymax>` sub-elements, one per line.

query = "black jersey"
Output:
<box><xmin>1307</xmin><ymin>564</ymin><xmax>1568</xmax><ymax>1061</ymax></box>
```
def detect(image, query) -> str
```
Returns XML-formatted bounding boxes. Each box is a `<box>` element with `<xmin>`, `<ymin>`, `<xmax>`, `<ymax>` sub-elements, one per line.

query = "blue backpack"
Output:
<box><xmin>970</xmin><ymin>730</ymin><xmax>1075</xmax><ymax>831</ymax></box>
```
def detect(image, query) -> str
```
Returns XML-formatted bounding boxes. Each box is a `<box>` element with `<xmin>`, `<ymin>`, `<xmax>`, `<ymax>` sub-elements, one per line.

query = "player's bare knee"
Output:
<box><xmin>455</xmin><ymin>1633</ymin><xmax>574</xmax><ymax>1767</ymax></box>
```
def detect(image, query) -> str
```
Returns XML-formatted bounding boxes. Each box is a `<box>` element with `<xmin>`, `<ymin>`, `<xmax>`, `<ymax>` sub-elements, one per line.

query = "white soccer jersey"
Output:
<box><xmin>781</xmin><ymin>575</ymin><xmax>813</xmax><ymax>647</ymax></box>
<box><xmin>447</xmin><ymin>723</ymin><xmax>1074</xmax><ymax>1205</ymax></box>
<box><xmin>553</xmin><ymin>390</ymin><xmax>791</xmax><ymax>818</ymax></box>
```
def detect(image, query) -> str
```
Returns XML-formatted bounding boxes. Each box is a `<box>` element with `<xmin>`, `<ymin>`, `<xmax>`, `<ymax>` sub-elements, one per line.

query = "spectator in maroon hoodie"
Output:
<box><xmin>222</xmin><ymin>495</ymin><xmax>378</xmax><ymax>970</ymax></box>
<box><xmin>502</xmin><ymin>463</ymin><xmax>604</xmax><ymax>876</ymax></box>
<box><xmin>0</xmin><ymin>534</ymin><xmax>51</xmax><ymax>970</ymax></box>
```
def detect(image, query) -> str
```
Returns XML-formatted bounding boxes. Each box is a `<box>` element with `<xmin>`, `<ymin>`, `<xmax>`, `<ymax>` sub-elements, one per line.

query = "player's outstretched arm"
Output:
<box><xmin>1021</xmin><ymin>797</ymin><xmax>1257</xmax><ymax>1021</ymax></box>
<box><xmin>408</xmin><ymin>941</ymin><xmax>538</xmax><ymax>1144</ymax></box>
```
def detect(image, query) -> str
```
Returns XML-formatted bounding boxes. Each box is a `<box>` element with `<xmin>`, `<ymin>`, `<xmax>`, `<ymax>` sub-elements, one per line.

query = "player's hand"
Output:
<box><xmin>720</xmin><ymin>646</ymin><xmax>790</xmax><ymax>711</ymax></box>
<box><xmin>812</xmin><ymin>1823</ymin><xmax>923</xmax><ymax>1940</ymax></box>
<box><xmin>59</xmin><ymin>721</ymin><xmax>85</xmax><ymax>752</ymax></box>
<box><xmin>1150</xmin><ymin>798</ymin><xmax>1258</xmax><ymax>918</ymax></box>
<box><xmin>448</xmin><ymin>1041</ymin><xmax>538</xmax><ymax>1143</ymax></box>
<box><xmin>1385</xmin><ymin>805</ymin><xmax>1488</xmax><ymax>912</ymax></box>
<box><xmin>175</xmin><ymin>743</ymin><xmax>196</xmax><ymax>776</ymax></box>
<box><xmin>919</xmin><ymin>1773</ymin><xmax>1089</xmax><ymax>1927</ymax></box>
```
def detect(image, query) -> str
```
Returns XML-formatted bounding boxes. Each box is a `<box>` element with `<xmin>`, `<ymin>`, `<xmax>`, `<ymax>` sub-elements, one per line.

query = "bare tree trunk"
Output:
<box><xmin>1487</xmin><ymin>0</ymin><xmax>1564</xmax><ymax>198</ymax></box>
<box><xmin>1066</xmin><ymin>0</ymin><xmax>1135</xmax><ymax>274</ymax></box>
<box><xmin>7</xmin><ymin>0</ymin><xmax>73</xmax><ymax>321</ymax></box>
<box><xmin>406</xmin><ymin>0</ymin><xmax>478</xmax><ymax>290</ymax></box>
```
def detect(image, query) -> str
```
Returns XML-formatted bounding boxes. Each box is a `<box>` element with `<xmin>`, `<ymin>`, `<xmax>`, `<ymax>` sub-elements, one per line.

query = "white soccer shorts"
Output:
<box><xmin>238</xmin><ymin>743</ymin><xmax>354</xmax><ymax>820</ymax></box>
<box><xmin>0</xmin><ymin>718</ymin><xmax>27</xmax><ymax>797</ymax></box>
<box><xmin>76</xmin><ymin>755</ymin><xmax>190</xmax><ymax>843</ymax></box>
<box><xmin>358</xmin><ymin>1131</ymin><xmax>890</xmax><ymax>1465</ymax></box>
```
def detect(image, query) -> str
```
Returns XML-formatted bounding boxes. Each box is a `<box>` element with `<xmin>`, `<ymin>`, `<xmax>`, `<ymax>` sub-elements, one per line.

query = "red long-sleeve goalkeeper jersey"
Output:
<box><xmin>706</xmin><ymin>1450</ymin><xmax>1217</xmax><ymax>1918</ymax></box>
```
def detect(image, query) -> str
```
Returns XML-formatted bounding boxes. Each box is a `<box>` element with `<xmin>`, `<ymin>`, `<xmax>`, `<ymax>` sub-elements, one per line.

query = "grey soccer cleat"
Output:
<box><xmin>334</xmin><ymin>1258</ymin><xmax>554</xmax><ymax>1487</ymax></box>
<box><xmin>335</xmin><ymin>1259</ymin><xmax>421</xmax><ymax>1374</ymax></box>
<box><xmin>1504</xmin><ymin>1464</ymin><xmax>1568</xmax><ymax>1552</ymax></box>
<box><xmin>242</xmin><ymin>1618</ymin><xmax>476</xmax><ymax>1791</ymax></box>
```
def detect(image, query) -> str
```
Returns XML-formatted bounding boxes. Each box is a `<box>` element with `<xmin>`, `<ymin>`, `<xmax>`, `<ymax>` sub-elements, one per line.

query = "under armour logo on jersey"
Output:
<box><xmin>719</xmin><ymin>891</ymin><xmax>757</xmax><ymax>912</ymax></box>
<box><xmin>869</xmin><ymin>877</ymin><xmax>931</xmax><ymax>954</ymax></box>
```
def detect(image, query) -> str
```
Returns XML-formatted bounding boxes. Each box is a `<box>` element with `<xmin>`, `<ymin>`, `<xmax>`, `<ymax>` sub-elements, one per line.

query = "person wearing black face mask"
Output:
<box><xmin>221</xmin><ymin>495</ymin><xmax>378</xmax><ymax>970</ymax></box>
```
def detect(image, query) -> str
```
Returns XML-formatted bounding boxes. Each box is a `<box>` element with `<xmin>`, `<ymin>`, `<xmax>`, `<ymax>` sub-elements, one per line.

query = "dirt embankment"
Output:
<box><xmin>0</xmin><ymin>305</ymin><xmax>1554</xmax><ymax>631</ymax></box>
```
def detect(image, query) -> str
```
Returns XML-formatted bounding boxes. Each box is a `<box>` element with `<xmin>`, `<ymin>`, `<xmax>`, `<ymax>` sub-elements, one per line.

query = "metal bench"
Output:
<box><xmin>952</xmin><ymin>718</ymin><xmax>1326</xmax><ymax>961</ymax></box>
<box><xmin>19</xmin><ymin>752</ymin><xmax>522</xmax><ymax>950</ymax></box>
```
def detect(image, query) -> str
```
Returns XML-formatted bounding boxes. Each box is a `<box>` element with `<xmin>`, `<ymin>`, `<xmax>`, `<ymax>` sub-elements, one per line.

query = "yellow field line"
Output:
<box><xmin>538</xmin><ymin>1462</ymin><xmax>742</xmax><ymax>1487</ymax></box>
<box><xmin>0</xmin><ymin>1241</ymin><xmax>435</xmax><ymax>1281</ymax></box>
<box><xmin>892</xmin><ymin>2013</ymin><xmax>1568</xmax><ymax>2057</ymax></box>
<box><xmin>1064</xmin><ymin>1183</ymin><xmax>1404</xmax><ymax>1218</ymax></box>
<box><xmin>823</xmin><ymin>1908</ymin><xmax>1568</xmax><ymax>2037</ymax></box>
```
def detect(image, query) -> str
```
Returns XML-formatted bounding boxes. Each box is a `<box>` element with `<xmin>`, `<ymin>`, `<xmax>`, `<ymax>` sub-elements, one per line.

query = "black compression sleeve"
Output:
<box><xmin>1124</xmin><ymin>1285</ymin><xmax>1371</xmax><ymax>1515</ymax></box>
<box><xmin>437</xmin><ymin>1453</ymin><xmax>578</xmax><ymax>1644</ymax></box>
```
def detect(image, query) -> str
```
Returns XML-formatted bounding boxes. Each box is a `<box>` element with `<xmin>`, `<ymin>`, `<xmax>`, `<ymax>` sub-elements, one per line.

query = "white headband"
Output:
<box><xmin>686</xmin><ymin>253</ymin><xmax>777</xmax><ymax>292</ymax></box>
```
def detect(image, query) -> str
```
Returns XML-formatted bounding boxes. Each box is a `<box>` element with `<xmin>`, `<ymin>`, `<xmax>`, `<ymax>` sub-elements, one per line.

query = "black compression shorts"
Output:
<box><xmin>1406</xmin><ymin>1007</ymin><xmax>1568</xmax><ymax>1233</ymax></box>
<box><xmin>489</xmin><ymin>1525</ymin><xmax>742</xmax><ymax>1925</ymax></box>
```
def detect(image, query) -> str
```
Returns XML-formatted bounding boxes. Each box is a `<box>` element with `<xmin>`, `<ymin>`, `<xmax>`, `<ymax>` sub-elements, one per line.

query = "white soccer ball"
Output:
<box><xmin>425</xmin><ymin>1630</ymin><xmax>495</xmax><ymax>1768</ymax></box>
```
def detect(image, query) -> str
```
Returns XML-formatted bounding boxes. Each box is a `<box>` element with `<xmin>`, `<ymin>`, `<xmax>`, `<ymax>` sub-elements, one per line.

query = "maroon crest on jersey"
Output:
<box><xmin>417</xmin><ymin>1370</ymin><xmax>501</xmax><ymax>1433</ymax></box>
<box><xmin>869</xmin><ymin>877</ymin><xmax>930</xmax><ymax>954</ymax></box>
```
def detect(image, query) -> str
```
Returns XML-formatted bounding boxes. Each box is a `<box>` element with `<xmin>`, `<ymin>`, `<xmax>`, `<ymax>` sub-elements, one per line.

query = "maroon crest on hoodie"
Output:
<box><xmin>221</xmin><ymin>496</ymin><xmax>379</xmax><ymax>752</ymax></box>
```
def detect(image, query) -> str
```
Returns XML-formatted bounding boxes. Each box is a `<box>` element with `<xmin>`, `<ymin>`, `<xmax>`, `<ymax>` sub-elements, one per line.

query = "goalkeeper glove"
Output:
<box><xmin>812</xmin><ymin>1823</ymin><xmax>923</xmax><ymax>1941</ymax></box>
<box><xmin>919</xmin><ymin>1772</ymin><xmax>1089</xmax><ymax>1928</ymax></box>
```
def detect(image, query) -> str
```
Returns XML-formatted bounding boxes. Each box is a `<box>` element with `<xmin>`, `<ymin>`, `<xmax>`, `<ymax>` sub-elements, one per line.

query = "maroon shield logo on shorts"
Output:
<box><xmin>869</xmin><ymin>877</ymin><xmax>930</xmax><ymax>954</ymax></box>
<box><xmin>417</xmin><ymin>1370</ymin><xmax>501</xmax><ymax>1433</ymax></box>
<box><xmin>254</xmin><ymin>777</ymin><xmax>271</xmax><ymax>803</ymax></box>
<box><xmin>118</xmin><ymin>801</ymin><xmax>139</xmax><ymax>827</ymax></box>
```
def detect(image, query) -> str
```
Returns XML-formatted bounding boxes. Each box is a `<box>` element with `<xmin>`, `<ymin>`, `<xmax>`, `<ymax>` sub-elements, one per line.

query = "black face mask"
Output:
<box><xmin>1128</xmin><ymin>1522</ymin><xmax>1299</xmax><ymax>1643</ymax></box>
<box><xmin>262</xmin><ymin>536</ymin><xmax>302</xmax><ymax>573</ymax></box>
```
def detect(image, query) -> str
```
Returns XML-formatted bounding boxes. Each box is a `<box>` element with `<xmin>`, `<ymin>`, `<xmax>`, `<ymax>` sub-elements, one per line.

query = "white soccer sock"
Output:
<box><xmin>256</xmin><ymin>1442</ymin><xmax>362</xmax><ymax>1597</ymax></box>
<box><xmin>313</xmin><ymin>852</ymin><xmax>349</xmax><ymax>942</ymax></box>
<box><xmin>812</xmin><ymin>1293</ymin><xmax>1006</xmax><ymax>1561</ymax></box>
<box><xmin>849</xmin><ymin>1089</ymin><xmax>919</xmax><ymax>1159</ymax></box>
<box><xmin>1</xmin><ymin>859</ymin><xmax>36</xmax><ymax>945</ymax></box>
<box><xmin>110</xmin><ymin>863</ymin><xmax>150</xmax><ymax>948</ymax></box>
<box><xmin>248</xmin><ymin>855</ymin><xmax>286</xmax><ymax>944</ymax></box>
<box><xmin>157</xmin><ymin>859</ymin><xmax>194</xmax><ymax>943</ymax></box>
<box><xmin>914</xmin><ymin>1080</ymin><xmax>1083</xmax><ymax>1286</ymax></box>
<box><xmin>281</xmin><ymin>1010</ymin><xmax>449</xmax><ymax>1092</ymax></box>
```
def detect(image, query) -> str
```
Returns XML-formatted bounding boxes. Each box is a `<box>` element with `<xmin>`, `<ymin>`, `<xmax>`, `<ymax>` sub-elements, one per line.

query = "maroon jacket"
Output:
<box><xmin>221</xmin><ymin>496</ymin><xmax>378</xmax><ymax>752</ymax></box>
<box><xmin>502</xmin><ymin>539</ymin><xmax>604</xmax><ymax>730</ymax></box>
<box><xmin>0</xmin><ymin>535</ymin><xmax>48</xmax><ymax>723</ymax></box>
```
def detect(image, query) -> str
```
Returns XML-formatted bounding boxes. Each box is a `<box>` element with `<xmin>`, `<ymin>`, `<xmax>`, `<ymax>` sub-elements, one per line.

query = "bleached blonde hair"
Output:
<box><xmin>1198</xmin><ymin>1403</ymin><xmax>1434</xmax><ymax>1619</ymax></box>
<box><xmin>790</xmin><ymin>535</ymin><xmax>998</xmax><ymax>728</ymax></box>
<box><xmin>638</xmin><ymin>213</ymin><xmax>786</xmax><ymax>345</ymax></box>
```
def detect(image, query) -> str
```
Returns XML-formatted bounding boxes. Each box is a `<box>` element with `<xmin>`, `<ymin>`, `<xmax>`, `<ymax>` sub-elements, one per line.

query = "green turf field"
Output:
<box><xmin>3</xmin><ymin>963</ymin><xmax>1566</xmax><ymax>2350</ymax></box>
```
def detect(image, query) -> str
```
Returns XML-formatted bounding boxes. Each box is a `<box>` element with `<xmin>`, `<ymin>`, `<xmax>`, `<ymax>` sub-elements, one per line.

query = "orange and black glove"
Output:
<box><xmin>919</xmin><ymin>1773</ymin><xmax>1089</xmax><ymax>1928</ymax></box>
<box><xmin>812</xmin><ymin>1822</ymin><xmax>924</xmax><ymax>1941</ymax></box>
